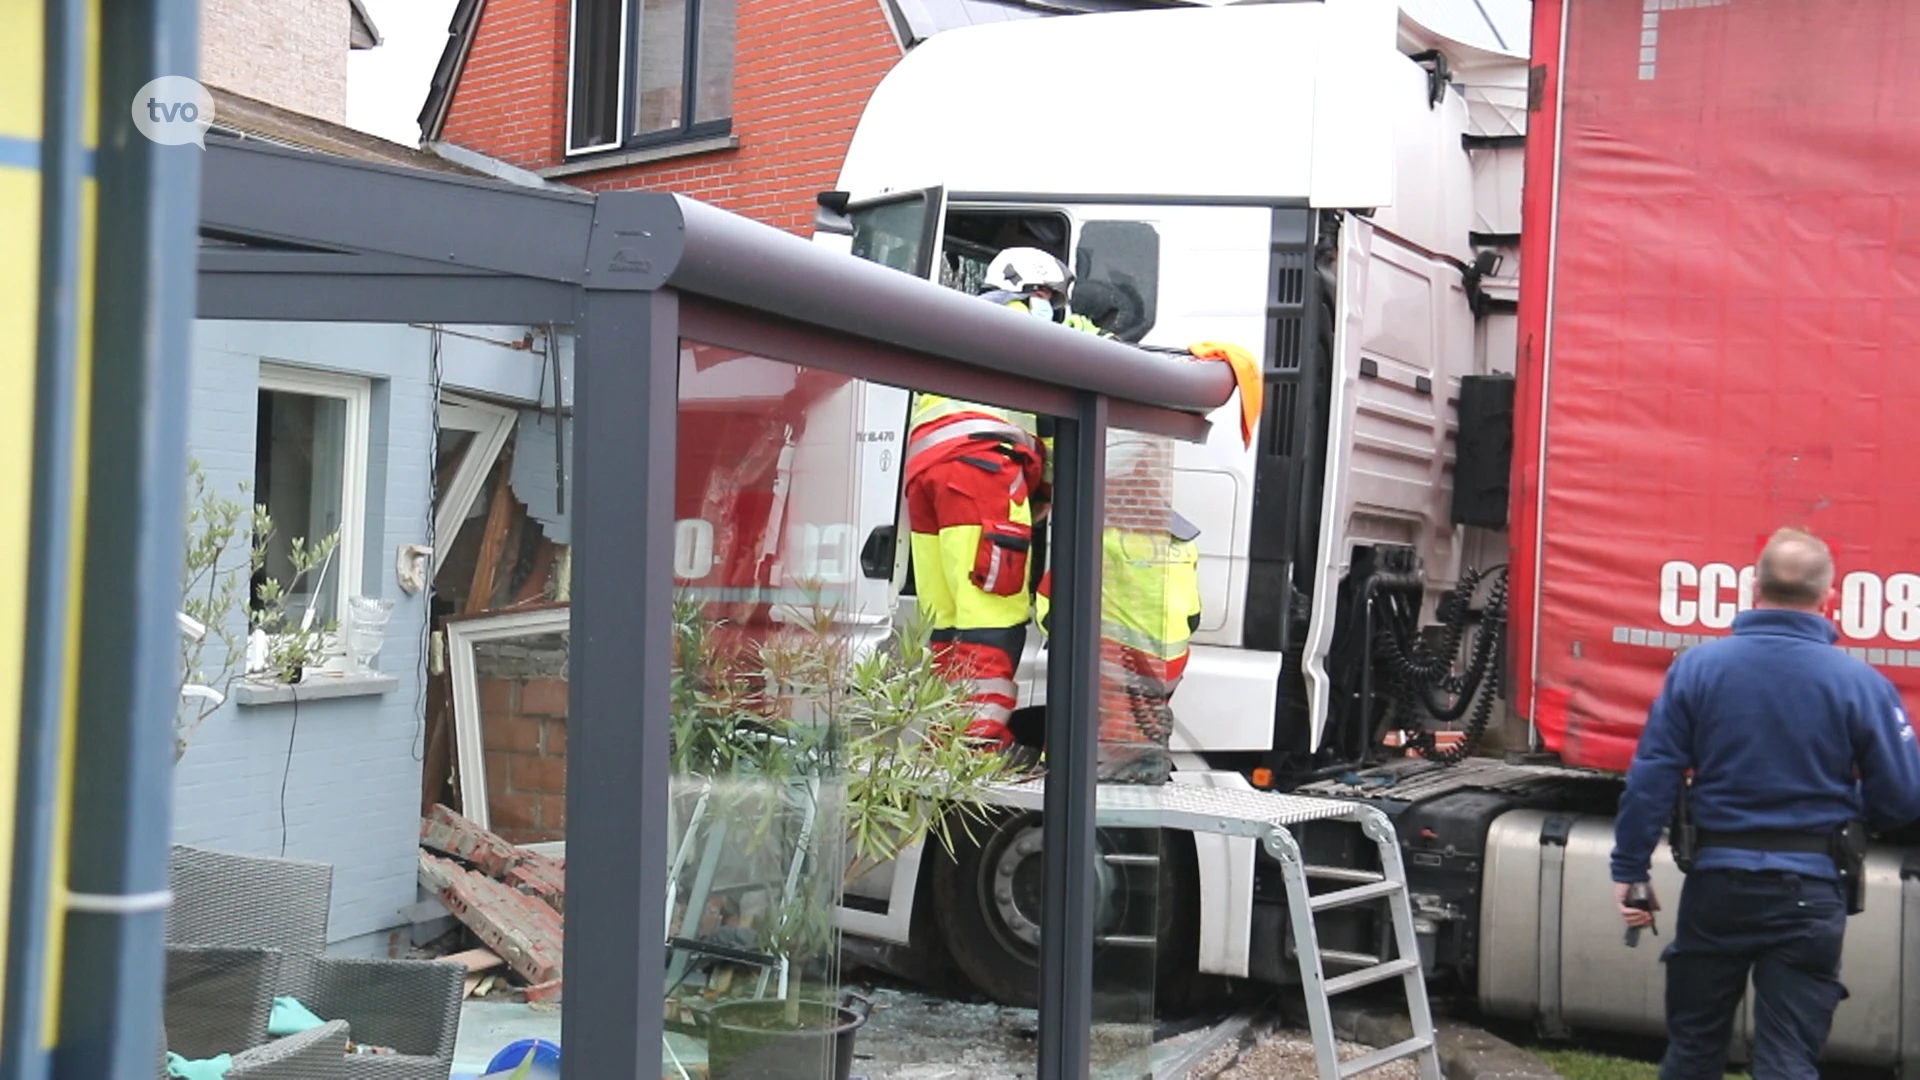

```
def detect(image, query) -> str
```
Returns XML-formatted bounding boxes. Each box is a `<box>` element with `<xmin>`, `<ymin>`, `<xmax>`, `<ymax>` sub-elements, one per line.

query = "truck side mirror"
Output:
<box><xmin>860</xmin><ymin>525</ymin><xmax>896</xmax><ymax>580</ymax></box>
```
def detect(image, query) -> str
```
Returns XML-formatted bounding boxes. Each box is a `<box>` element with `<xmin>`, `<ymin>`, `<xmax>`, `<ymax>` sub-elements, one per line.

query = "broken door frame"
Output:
<box><xmin>434</xmin><ymin>394</ymin><xmax>521</xmax><ymax>554</ymax></box>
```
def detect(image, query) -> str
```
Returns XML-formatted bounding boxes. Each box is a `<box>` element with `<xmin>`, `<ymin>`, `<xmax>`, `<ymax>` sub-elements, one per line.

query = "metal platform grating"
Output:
<box><xmin>986</xmin><ymin>777</ymin><xmax>1367</xmax><ymax>837</ymax></box>
<box><xmin>1294</xmin><ymin>756</ymin><xmax>1606</xmax><ymax>802</ymax></box>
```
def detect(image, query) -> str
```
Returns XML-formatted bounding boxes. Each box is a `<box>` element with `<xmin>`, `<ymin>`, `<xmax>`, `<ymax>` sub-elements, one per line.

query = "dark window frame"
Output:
<box><xmin>566</xmin><ymin>0</ymin><xmax>736</xmax><ymax>159</ymax></box>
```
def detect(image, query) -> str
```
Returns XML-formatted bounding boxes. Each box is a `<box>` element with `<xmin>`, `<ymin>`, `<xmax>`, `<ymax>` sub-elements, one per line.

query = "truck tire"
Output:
<box><xmin>930</xmin><ymin>809</ymin><xmax>1201</xmax><ymax>1011</ymax></box>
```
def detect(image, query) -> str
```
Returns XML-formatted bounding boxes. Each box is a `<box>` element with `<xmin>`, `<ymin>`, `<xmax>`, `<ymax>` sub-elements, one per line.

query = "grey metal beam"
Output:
<box><xmin>194</xmin><ymin>140</ymin><xmax>1243</xmax><ymax>431</ymax></box>
<box><xmin>1107</xmin><ymin>398</ymin><xmax>1211</xmax><ymax>445</ymax></box>
<box><xmin>1037</xmin><ymin>393</ymin><xmax>1107</xmax><ymax>1080</ymax></box>
<box><xmin>661</xmin><ymin>195</ymin><xmax>1238</xmax><ymax>416</ymax></box>
<box><xmin>681</xmin><ymin>297</ymin><xmax>1214</xmax><ymax>444</ymax></box>
<box><xmin>52</xmin><ymin>0</ymin><xmax>200</xmax><ymax>1075</ymax></box>
<box><xmin>5</xmin><ymin>1</ymin><xmax>87</xmax><ymax>1074</ymax></box>
<box><xmin>198</xmin><ymin>137</ymin><xmax>595</xmax><ymax>285</ymax></box>
<box><xmin>195</xmin><ymin>249</ymin><xmax>510</xmax><ymax>276</ymax></box>
<box><xmin>680</xmin><ymin>297</ymin><xmax>1077</xmax><ymax>422</ymax></box>
<box><xmin>195</xmin><ymin>273</ymin><xmax>578</xmax><ymax>325</ymax></box>
<box><xmin>561</xmin><ymin>290</ymin><xmax>679</xmax><ymax>1080</ymax></box>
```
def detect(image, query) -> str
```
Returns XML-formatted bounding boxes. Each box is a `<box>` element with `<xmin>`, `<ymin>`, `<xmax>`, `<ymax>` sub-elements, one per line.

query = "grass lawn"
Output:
<box><xmin>1530</xmin><ymin>1045</ymin><xmax>1752</xmax><ymax>1080</ymax></box>
<box><xmin>1533</xmin><ymin>1047</ymin><xmax>1662</xmax><ymax>1080</ymax></box>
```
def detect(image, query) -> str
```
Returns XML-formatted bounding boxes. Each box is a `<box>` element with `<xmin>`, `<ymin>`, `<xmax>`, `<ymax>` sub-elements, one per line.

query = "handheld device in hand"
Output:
<box><xmin>1623</xmin><ymin>881</ymin><xmax>1658</xmax><ymax>947</ymax></box>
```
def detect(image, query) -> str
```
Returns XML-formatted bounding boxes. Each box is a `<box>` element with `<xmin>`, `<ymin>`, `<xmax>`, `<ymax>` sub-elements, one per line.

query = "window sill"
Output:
<box><xmin>233</xmin><ymin>672</ymin><xmax>400</xmax><ymax>707</ymax></box>
<box><xmin>544</xmin><ymin>133</ymin><xmax>741</xmax><ymax>178</ymax></box>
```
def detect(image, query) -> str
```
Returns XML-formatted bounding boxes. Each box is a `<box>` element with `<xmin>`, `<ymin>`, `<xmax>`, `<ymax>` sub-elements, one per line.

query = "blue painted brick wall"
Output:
<box><xmin>180</xmin><ymin>320</ymin><xmax>443</xmax><ymax>952</ymax></box>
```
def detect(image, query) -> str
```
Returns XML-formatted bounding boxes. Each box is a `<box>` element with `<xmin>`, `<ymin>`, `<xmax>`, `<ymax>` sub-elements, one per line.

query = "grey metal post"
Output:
<box><xmin>53</xmin><ymin>0</ymin><xmax>201</xmax><ymax>1076</ymax></box>
<box><xmin>563</xmin><ymin>290</ymin><xmax>679</xmax><ymax>1080</ymax></box>
<box><xmin>6</xmin><ymin>1</ymin><xmax>89</xmax><ymax>1076</ymax></box>
<box><xmin>1038</xmin><ymin>393</ymin><xmax>1107</xmax><ymax>1080</ymax></box>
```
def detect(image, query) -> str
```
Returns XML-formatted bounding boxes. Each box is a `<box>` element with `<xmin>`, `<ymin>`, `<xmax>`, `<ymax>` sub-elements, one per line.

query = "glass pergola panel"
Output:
<box><xmin>191</xmin><ymin>135</ymin><xmax>1239</xmax><ymax>1080</ymax></box>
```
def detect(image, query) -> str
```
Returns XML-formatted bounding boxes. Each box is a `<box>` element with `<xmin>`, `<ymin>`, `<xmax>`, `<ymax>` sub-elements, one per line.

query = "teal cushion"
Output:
<box><xmin>166</xmin><ymin>1051</ymin><xmax>232</xmax><ymax>1079</ymax></box>
<box><xmin>268</xmin><ymin>995</ymin><xmax>327</xmax><ymax>1037</ymax></box>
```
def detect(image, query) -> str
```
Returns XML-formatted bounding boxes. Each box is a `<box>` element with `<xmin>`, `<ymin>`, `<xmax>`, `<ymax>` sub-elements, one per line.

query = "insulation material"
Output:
<box><xmin>509</xmin><ymin>410</ymin><xmax>572</xmax><ymax>546</ymax></box>
<box><xmin>1515</xmin><ymin>0</ymin><xmax>1920</xmax><ymax>771</ymax></box>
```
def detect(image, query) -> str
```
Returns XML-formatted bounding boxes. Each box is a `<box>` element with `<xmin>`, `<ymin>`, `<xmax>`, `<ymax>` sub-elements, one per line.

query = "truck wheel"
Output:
<box><xmin>930</xmin><ymin>810</ymin><xmax>1201</xmax><ymax>1010</ymax></box>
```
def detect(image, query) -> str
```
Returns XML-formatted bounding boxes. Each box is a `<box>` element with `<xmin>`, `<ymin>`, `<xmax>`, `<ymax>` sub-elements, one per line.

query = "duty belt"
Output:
<box><xmin>1695</xmin><ymin>829</ymin><xmax>1831</xmax><ymax>855</ymax></box>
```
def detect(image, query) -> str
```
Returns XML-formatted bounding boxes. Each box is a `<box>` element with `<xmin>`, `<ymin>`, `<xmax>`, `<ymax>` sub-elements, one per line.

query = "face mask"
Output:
<box><xmin>1026</xmin><ymin>296</ymin><xmax>1055</xmax><ymax>322</ymax></box>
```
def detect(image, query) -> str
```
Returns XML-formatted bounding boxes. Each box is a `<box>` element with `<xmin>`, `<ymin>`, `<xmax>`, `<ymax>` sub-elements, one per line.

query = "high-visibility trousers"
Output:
<box><xmin>1096</xmin><ymin>640</ymin><xmax>1187</xmax><ymax>784</ymax></box>
<box><xmin>904</xmin><ymin>440</ymin><xmax>1037</xmax><ymax>749</ymax></box>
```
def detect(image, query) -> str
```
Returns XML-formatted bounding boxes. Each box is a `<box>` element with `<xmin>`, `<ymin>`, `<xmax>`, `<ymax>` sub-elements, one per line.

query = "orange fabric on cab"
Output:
<box><xmin>1188</xmin><ymin>341</ymin><xmax>1263</xmax><ymax>450</ymax></box>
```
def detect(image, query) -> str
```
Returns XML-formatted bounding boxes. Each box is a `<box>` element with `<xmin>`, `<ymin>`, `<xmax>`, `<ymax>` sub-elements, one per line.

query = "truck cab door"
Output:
<box><xmin>830</xmin><ymin>187</ymin><xmax>951</xmax><ymax>944</ymax></box>
<box><xmin>840</xmin><ymin>187</ymin><xmax>951</xmax><ymax>607</ymax></box>
<box><xmin>846</xmin><ymin>186</ymin><xmax>950</xmax><ymax>281</ymax></box>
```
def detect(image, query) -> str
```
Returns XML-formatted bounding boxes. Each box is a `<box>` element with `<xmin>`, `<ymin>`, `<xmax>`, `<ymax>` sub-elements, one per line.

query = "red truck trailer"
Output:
<box><xmin>1471</xmin><ymin>0</ymin><xmax>1920</xmax><ymax>1064</ymax></box>
<box><xmin>1511</xmin><ymin>0</ymin><xmax>1920</xmax><ymax>775</ymax></box>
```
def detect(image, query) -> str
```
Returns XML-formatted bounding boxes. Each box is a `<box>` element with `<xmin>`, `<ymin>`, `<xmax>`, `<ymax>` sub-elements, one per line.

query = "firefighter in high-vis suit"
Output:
<box><xmin>1035</xmin><ymin>436</ymin><xmax>1203</xmax><ymax>784</ymax></box>
<box><xmin>905</xmin><ymin>247</ymin><xmax>1088</xmax><ymax>751</ymax></box>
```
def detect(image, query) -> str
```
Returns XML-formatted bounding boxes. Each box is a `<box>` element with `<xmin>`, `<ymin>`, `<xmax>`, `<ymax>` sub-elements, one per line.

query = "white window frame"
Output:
<box><xmin>255</xmin><ymin>363</ymin><xmax>372</xmax><ymax>676</ymax></box>
<box><xmin>564</xmin><ymin>0</ymin><xmax>629</xmax><ymax>155</ymax></box>
<box><xmin>445</xmin><ymin>603</ymin><xmax>572</xmax><ymax>831</ymax></box>
<box><xmin>435</xmin><ymin>394</ymin><xmax>520</xmax><ymax>555</ymax></box>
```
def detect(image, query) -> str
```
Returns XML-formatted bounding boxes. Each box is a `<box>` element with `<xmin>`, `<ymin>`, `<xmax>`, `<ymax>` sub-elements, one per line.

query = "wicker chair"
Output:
<box><xmin>161</xmin><ymin>945</ymin><xmax>351</xmax><ymax>1079</ymax></box>
<box><xmin>166</xmin><ymin>846</ymin><xmax>465</xmax><ymax>1080</ymax></box>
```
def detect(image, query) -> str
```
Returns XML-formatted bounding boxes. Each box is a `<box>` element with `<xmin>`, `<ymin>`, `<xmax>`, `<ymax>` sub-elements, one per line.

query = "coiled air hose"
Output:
<box><xmin>1371</xmin><ymin>565</ymin><xmax>1509</xmax><ymax>766</ymax></box>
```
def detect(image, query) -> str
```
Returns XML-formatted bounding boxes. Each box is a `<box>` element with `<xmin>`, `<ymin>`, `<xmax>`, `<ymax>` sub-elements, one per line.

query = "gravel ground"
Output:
<box><xmin>847</xmin><ymin>986</ymin><xmax>1165</xmax><ymax>1079</ymax></box>
<box><xmin>836</xmin><ymin>981</ymin><xmax>1420</xmax><ymax>1080</ymax></box>
<box><xmin>1202</xmin><ymin>1028</ymin><xmax>1420</xmax><ymax>1080</ymax></box>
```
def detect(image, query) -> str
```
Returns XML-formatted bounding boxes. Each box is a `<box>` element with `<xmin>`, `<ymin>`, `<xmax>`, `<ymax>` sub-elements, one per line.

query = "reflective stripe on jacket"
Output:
<box><xmin>905</xmin><ymin>394</ymin><xmax>1039</xmax><ymax>469</ymax></box>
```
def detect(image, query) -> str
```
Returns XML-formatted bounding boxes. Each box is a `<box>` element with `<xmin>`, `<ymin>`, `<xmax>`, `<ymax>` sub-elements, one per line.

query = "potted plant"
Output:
<box><xmin>668</xmin><ymin>585</ymin><xmax>1025</xmax><ymax>1080</ymax></box>
<box><xmin>175</xmin><ymin>459</ymin><xmax>342</xmax><ymax>760</ymax></box>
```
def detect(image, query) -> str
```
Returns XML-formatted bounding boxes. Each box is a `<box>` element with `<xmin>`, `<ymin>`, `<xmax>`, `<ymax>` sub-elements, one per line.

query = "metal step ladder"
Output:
<box><xmin>987</xmin><ymin>778</ymin><xmax>1444</xmax><ymax>1080</ymax></box>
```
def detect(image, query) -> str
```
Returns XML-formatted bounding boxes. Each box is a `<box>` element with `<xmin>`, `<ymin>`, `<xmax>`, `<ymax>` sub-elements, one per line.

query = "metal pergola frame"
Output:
<box><xmin>193</xmin><ymin>134</ymin><xmax>1240</xmax><ymax>1080</ymax></box>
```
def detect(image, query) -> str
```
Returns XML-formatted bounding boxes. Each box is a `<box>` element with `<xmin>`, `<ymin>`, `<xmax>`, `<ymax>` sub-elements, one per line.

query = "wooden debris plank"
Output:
<box><xmin>446</xmin><ymin>947</ymin><xmax>504</xmax><ymax>973</ymax></box>
<box><xmin>420</xmin><ymin>851</ymin><xmax>563</xmax><ymax>986</ymax></box>
<box><xmin>464</xmin><ymin>448</ymin><xmax>517</xmax><ymax>616</ymax></box>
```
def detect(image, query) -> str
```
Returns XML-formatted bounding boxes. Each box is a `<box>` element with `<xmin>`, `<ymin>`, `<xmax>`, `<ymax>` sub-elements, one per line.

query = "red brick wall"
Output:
<box><xmin>440</xmin><ymin>0</ymin><xmax>903</xmax><ymax>234</ymax></box>
<box><xmin>438</xmin><ymin>0</ymin><xmax>570</xmax><ymax>171</ymax></box>
<box><xmin>1104</xmin><ymin>434</ymin><xmax>1174</xmax><ymax>531</ymax></box>
<box><xmin>480</xmin><ymin>675</ymin><xmax>569</xmax><ymax>844</ymax></box>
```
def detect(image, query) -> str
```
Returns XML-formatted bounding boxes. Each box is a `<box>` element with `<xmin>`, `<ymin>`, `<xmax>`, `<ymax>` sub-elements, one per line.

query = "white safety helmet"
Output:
<box><xmin>983</xmin><ymin>247</ymin><xmax>1071</xmax><ymax>298</ymax></box>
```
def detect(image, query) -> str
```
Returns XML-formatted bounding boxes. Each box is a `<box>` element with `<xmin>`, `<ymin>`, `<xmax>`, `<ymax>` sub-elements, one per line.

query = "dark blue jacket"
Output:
<box><xmin>1611</xmin><ymin>608</ymin><xmax>1920</xmax><ymax>883</ymax></box>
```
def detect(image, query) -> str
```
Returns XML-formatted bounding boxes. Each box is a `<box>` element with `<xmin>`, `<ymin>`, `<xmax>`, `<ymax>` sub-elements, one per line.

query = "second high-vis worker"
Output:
<box><xmin>1036</xmin><ymin>435</ymin><xmax>1202</xmax><ymax>783</ymax></box>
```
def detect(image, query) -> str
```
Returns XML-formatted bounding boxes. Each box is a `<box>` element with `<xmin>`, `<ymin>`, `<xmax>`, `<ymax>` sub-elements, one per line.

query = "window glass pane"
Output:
<box><xmin>668</xmin><ymin>342</ymin><xmax>858</xmax><ymax>1076</ymax></box>
<box><xmin>569</xmin><ymin>0</ymin><xmax>624</xmax><ymax>150</ymax></box>
<box><xmin>693</xmin><ymin>0</ymin><xmax>734</xmax><ymax>125</ymax></box>
<box><xmin>635</xmin><ymin>0</ymin><xmax>690</xmax><ymax>136</ymax></box>
<box><xmin>1086</xmin><ymin>425</ymin><xmax>1178</xmax><ymax>1072</ymax></box>
<box><xmin>847</xmin><ymin>192</ymin><xmax>938</xmax><ymax>278</ymax></box>
<box><xmin>255</xmin><ymin>388</ymin><xmax>347</xmax><ymax>627</ymax></box>
<box><xmin>1073</xmin><ymin>221</ymin><xmax>1161</xmax><ymax>342</ymax></box>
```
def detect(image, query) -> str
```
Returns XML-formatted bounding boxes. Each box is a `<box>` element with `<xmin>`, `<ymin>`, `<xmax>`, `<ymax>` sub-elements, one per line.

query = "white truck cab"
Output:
<box><xmin>811</xmin><ymin>0</ymin><xmax>1530</xmax><ymax>1000</ymax></box>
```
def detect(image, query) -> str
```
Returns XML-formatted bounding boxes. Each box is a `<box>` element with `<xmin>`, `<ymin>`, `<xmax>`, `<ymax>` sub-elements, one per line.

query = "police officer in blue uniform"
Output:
<box><xmin>1611</xmin><ymin>526</ymin><xmax>1920</xmax><ymax>1080</ymax></box>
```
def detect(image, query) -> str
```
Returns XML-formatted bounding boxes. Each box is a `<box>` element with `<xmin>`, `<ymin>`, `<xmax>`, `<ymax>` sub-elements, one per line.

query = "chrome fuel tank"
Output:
<box><xmin>1476</xmin><ymin>808</ymin><xmax>1919</xmax><ymax>1071</ymax></box>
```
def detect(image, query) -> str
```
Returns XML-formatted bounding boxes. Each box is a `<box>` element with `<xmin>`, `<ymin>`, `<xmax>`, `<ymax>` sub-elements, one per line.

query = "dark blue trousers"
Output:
<box><xmin>1659</xmin><ymin>868</ymin><xmax>1849</xmax><ymax>1080</ymax></box>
